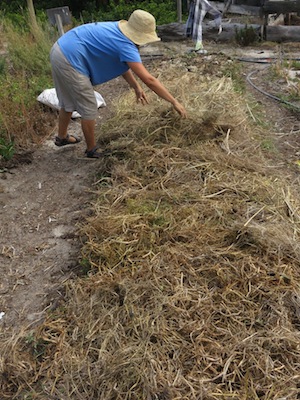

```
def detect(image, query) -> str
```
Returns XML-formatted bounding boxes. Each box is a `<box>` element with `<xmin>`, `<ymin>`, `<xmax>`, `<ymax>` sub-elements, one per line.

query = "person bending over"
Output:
<box><xmin>50</xmin><ymin>9</ymin><xmax>187</xmax><ymax>158</ymax></box>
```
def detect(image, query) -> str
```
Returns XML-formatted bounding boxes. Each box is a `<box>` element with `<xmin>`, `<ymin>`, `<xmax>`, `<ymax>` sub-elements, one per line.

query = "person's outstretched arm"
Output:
<box><xmin>123</xmin><ymin>63</ymin><xmax>187</xmax><ymax>118</ymax></box>
<box><xmin>122</xmin><ymin>69</ymin><xmax>149</xmax><ymax>105</ymax></box>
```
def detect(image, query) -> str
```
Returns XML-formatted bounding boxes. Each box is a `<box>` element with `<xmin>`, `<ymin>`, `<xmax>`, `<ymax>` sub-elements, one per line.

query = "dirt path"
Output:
<box><xmin>0</xmin><ymin>71</ymin><xmax>131</xmax><ymax>332</ymax></box>
<box><xmin>1</xmin><ymin>41</ymin><xmax>300</xmax><ymax>333</ymax></box>
<box><xmin>0</xmin><ymin>126</ymin><xmax>95</xmax><ymax>330</ymax></box>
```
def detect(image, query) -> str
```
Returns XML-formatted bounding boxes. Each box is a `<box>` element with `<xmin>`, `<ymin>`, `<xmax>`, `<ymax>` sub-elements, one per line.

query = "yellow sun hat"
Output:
<box><xmin>119</xmin><ymin>9</ymin><xmax>161</xmax><ymax>46</ymax></box>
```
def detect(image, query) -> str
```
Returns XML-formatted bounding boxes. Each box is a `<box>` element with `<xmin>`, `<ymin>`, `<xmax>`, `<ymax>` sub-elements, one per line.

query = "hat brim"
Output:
<box><xmin>119</xmin><ymin>20</ymin><xmax>161</xmax><ymax>46</ymax></box>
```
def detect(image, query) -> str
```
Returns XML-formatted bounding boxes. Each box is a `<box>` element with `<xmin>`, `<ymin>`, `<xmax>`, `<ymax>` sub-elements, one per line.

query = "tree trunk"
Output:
<box><xmin>27</xmin><ymin>0</ymin><xmax>41</xmax><ymax>40</ymax></box>
<box><xmin>266</xmin><ymin>24</ymin><xmax>300</xmax><ymax>41</ymax></box>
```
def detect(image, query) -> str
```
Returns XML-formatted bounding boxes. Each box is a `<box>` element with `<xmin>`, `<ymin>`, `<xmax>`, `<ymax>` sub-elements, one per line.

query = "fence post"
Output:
<box><xmin>46</xmin><ymin>7</ymin><xmax>71</xmax><ymax>37</ymax></box>
<box><xmin>177</xmin><ymin>0</ymin><xmax>182</xmax><ymax>23</ymax></box>
<box><xmin>55</xmin><ymin>14</ymin><xmax>65</xmax><ymax>36</ymax></box>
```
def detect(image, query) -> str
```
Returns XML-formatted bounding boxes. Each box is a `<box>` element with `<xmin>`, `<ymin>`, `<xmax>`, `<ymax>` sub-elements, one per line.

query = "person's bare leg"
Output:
<box><xmin>81</xmin><ymin>118</ymin><xmax>96</xmax><ymax>151</ymax></box>
<box><xmin>58</xmin><ymin>108</ymin><xmax>72</xmax><ymax>139</ymax></box>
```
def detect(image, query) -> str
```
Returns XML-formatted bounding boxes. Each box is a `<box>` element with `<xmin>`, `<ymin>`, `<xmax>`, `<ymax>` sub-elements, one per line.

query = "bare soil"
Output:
<box><xmin>0</xmin><ymin>40</ymin><xmax>300</xmax><ymax>333</ymax></box>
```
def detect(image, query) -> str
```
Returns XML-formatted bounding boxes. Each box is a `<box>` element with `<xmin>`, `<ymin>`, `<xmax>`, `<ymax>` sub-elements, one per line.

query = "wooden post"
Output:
<box><xmin>177</xmin><ymin>0</ymin><xmax>182</xmax><ymax>23</ymax></box>
<box><xmin>46</xmin><ymin>7</ymin><xmax>71</xmax><ymax>37</ymax></box>
<box><xmin>27</xmin><ymin>0</ymin><xmax>41</xmax><ymax>40</ymax></box>
<box><xmin>55</xmin><ymin>14</ymin><xmax>65</xmax><ymax>36</ymax></box>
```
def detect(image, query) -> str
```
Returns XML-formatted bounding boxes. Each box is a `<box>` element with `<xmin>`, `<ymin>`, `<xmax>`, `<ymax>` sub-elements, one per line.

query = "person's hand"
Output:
<box><xmin>135</xmin><ymin>88</ymin><xmax>149</xmax><ymax>105</ymax></box>
<box><xmin>173</xmin><ymin>101</ymin><xmax>187</xmax><ymax>118</ymax></box>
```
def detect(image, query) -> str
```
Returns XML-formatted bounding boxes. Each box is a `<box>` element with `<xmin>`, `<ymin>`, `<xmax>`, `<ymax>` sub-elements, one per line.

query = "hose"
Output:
<box><xmin>246</xmin><ymin>68</ymin><xmax>300</xmax><ymax>112</ymax></box>
<box><xmin>238</xmin><ymin>57</ymin><xmax>300</xmax><ymax>64</ymax></box>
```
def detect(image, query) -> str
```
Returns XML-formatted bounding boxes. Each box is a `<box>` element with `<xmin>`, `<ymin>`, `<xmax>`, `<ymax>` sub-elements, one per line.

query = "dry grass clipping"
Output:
<box><xmin>1</xmin><ymin>61</ymin><xmax>300</xmax><ymax>400</ymax></box>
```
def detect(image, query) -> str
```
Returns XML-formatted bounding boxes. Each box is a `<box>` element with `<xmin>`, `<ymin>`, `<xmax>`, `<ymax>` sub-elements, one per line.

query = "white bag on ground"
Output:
<box><xmin>37</xmin><ymin>88</ymin><xmax>106</xmax><ymax>118</ymax></box>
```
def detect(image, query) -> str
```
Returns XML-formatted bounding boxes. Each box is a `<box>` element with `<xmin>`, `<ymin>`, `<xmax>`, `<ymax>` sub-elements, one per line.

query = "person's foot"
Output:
<box><xmin>85</xmin><ymin>146</ymin><xmax>112</xmax><ymax>159</ymax></box>
<box><xmin>195</xmin><ymin>49</ymin><xmax>208</xmax><ymax>55</ymax></box>
<box><xmin>55</xmin><ymin>134</ymin><xmax>81</xmax><ymax>146</ymax></box>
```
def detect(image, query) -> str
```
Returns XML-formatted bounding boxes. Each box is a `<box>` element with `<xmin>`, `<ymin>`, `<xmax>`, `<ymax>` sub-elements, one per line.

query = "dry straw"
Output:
<box><xmin>1</xmin><ymin>59</ymin><xmax>300</xmax><ymax>399</ymax></box>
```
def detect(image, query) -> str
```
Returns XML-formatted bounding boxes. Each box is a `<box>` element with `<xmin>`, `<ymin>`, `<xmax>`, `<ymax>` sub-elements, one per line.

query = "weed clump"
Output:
<box><xmin>0</xmin><ymin>16</ymin><xmax>56</xmax><ymax>151</ymax></box>
<box><xmin>0</xmin><ymin>136</ymin><xmax>14</xmax><ymax>160</ymax></box>
<box><xmin>235</xmin><ymin>24</ymin><xmax>259</xmax><ymax>46</ymax></box>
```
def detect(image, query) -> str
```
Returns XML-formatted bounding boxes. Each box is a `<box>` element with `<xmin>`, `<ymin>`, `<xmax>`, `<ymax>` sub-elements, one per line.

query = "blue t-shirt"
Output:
<box><xmin>58</xmin><ymin>21</ymin><xmax>141</xmax><ymax>85</ymax></box>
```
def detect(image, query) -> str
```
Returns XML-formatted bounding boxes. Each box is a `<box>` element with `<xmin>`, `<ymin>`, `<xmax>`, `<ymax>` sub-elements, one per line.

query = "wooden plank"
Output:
<box><xmin>157</xmin><ymin>22</ymin><xmax>300</xmax><ymax>43</ymax></box>
<box><xmin>157</xmin><ymin>22</ymin><xmax>261</xmax><ymax>41</ymax></box>
<box><xmin>209</xmin><ymin>1</ymin><xmax>261</xmax><ymax>15</ymax></box>
<box><xmin>263</xmin><ymin>0</ymin><xmax>300</xmax><ymax>14</ymax></box>
<box><xmin>266</xmin><ymin>24</ymin><xmax>300</xmax><ymax>41</ymax></box>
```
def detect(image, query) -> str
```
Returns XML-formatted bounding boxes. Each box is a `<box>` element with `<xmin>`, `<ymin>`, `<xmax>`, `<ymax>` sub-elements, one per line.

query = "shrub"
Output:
<box><xmin>235</xmin><ymin>24</ymin><xmax>258</xmax><ymax>46</ymax></box>
<box><xmin>80</xmin><ymin>0</ymin><xmax>180</xmax><ymax>25</ymax></box>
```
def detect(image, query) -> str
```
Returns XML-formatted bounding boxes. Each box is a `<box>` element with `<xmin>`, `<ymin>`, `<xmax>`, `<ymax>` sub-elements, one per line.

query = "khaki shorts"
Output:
<box><xmin>50</xmin><ymin>42</ymin><xmax>98</xmax><ymax>120</ymax></box>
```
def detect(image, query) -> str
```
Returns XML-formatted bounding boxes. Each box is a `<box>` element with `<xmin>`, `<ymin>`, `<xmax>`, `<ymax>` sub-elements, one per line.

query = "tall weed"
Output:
<box><xmin>0</xmin><ymin>15</ymin><xmax>56</xmax><ymax>149</ymax></box>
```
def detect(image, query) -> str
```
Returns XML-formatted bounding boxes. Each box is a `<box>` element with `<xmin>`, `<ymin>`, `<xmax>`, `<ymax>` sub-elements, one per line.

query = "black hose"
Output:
<box><xmin>246</xmin><ymin>68</ymin><xmax>300</xmax><ymax>112</ymax></box>
<box><xmin>238</xmin><ymin>57</ymin><xmax>300</xmax><ymax>64</ymax></box>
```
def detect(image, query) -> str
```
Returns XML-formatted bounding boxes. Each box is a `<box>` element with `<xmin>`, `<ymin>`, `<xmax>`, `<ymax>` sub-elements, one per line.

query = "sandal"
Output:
<box><xmin>85</xmin><ymin>146</ymin><xmax>111</xmax><ymax>159</ymax></box>
<box><xmin>55</xmin><ymin>134</ymin><xmax>81</xmax><ymax>147</ymax></box>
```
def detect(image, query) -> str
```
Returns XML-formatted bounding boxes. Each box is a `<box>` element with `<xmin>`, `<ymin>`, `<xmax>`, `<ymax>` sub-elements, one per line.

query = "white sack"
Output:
<box><xmin>37</xmin><ymin>88</ymin><xmax>106</xmax><ymax>118</ymax></box>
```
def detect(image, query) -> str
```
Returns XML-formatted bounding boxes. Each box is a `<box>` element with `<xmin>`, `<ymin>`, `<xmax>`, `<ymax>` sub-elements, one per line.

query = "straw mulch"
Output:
<box><xmin>1</xmin><ymin>60</ymin><xmax>300</xmax><ymax>400</ymax></box>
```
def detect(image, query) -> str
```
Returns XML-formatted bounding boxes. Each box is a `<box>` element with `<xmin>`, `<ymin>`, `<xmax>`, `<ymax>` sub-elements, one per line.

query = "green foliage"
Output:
<box><xmin>80</xmin><ymin>0</ymin><xmax>178</xmax><ymax>25</ymax></box>
<box><xmin>221</xmin><ymin>60</ymin><xmax>245</xmax><ymax>94</ymax></box>
<box><xmin>0</xmin><ymin>15</ymin><xmax>54</xmax><ymax>147</ymax></box>
<box><xmin>25</xmin><ymin>332</ymin><xmax>49</xmax><ymax>360</ymax></box>
<box><xmin>1</xmin><ymin>0</ymin><xmax>183</xmax><ymax>28</ymax></box>
<box><xmin>260</xmin><ymin>138</ymin><xmax>276</xmax><ymax>152</ymax></box>
<box><xmin>287</xmin><ymin>60</ymin><xmax>300</xmax><ymax>70</ymax></box>
<box><xmin>0</xmin><ymin>0</ymin><xmax>27</xmax><ymax>12</ymax></box>
<box><xmin>0</xmin><ymin>136</ymin><xmax>14</xmax><ymax>160</ymax></box>
<box><xmin>126</xmin><ymin>198</ymin><xmax>172</xmax><ymax>228</ymax></box>
<box><xmin>0</xmin><ymin>11</ymin><xmax>29</xmax><ymax>29</ymax></box>
<box><xmin>8</xmin><ymin>37</ymin><xmax>52</xmax><ymax>77</ymax></box>
<box><xmin>79</xmin><ymin>257</ymin><xmax>92</xmax><ymax>275</ymax></box>
<box><xmin>235</xmin><ymin>25</ymin><xmax>258</xmax><ymax>47</ymax></box>
<box><xmin>0</xmin><ymin>56</ymin><xmax>6</xmax><ymax>75</ymax></box>
<box><xmin>3</xmin><ymin>15</ymin><xmax>54</xmax><ymax>77</ymax></box>
<box><xmin>1</xmin><ymin>0</ymin><xmax>181</xmax><ymax>24</ymax></box>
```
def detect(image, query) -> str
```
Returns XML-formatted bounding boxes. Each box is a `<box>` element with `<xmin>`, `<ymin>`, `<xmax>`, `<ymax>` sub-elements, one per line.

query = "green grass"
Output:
<box><xmin>0</xmin><ymin>56</ymin><xmax>6</xmax><ymax>75</ymax></box>
<box><xmin>260</xmin><ymin>138</ymin><xmax>276</xmax><ymax>152</ymax></box>
<box><xmin>0</xmin><ymin>16</ymin><xmax>55</xmax><ymax>148</ymax></box>
<box><xmin>283</xmin><ymin>59</ymin><xmax>300</xmax><ymax>70</ymax></box>
<box><xmin>0</xmin><ymin>136</ymin><xmax>14</xmax><ymax>160</ymax></box>
<box><xmin>245</xmin><ymin>97</ymin><xmax>273</xmax><ymax>130</ymax></box>
<box><xmin>221</xmin><ymin>60</ymin><xmax>246</xmax><ymax>93</ymax></box>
